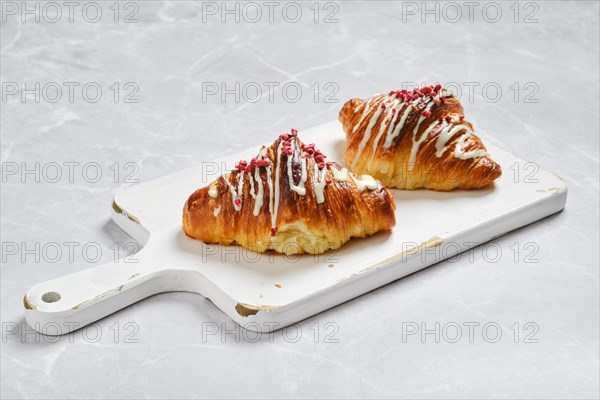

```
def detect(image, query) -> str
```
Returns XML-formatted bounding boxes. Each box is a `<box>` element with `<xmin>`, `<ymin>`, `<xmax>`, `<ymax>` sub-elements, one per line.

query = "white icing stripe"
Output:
<box><xmin>208</xmin><ymin>187</ymin><xmax>218</xmax><ymax>198</ymax></box>
<box><xmin>222</xmin><ymin>173</ymin><xmax>242</xmax><ymax>212</ymax></box>
<box><xmin>248</xmin><ymin>172</ymin><xmax>256</xmax><ymax>199</ymax></box>
<box><xmin>407</xmin><ymin>121</ymin><xmax>438</xmax><ymax>172</ymax></box>
<box><xmin>412</xmin><ymin>99</ymin><xmax>434</xmax><ymax>136</ymax></box>
<box><xmin>382</xmin><ymin>102</ymin><xmax>403</xmax><ymax>146</ymax></box>
<box><xmin>434</xmin><ymin>121</ymin><xmax>452</xmax><ymax>157</ymax></box>
<box><xmin>352</xmin><ymin>96</ymin><xmax>376</xmax><ymax>133</ymax></box>
<box><xmin>454</xmin><ymin>132</ymin><xmax>488</xmax><ymax>160</ymax></box>
<box><xmin>266</xmin><ymin>164</ymin><xmax>274</xmax><ymax>218</ymax></box>
<box><xmin>352</xmin><ymin>95</ymin><xmax>401</xmax><ymax>169</ymax></box>
<box><xmin>435</xmin><ymin>123</ymin><xmax>471</xmax><ymax>157</ymax></box>
<box><xmin>271</xmin><ymin>142</ymin><xmax>283</xmax><ymax>231</ymax></box>
<box><xmin>313</xmin><ymin>162</ymin><xmax>326</xmax><ymax>204</ymax></box>
<box><xmin>354</xmin><ymin>100</ymin><xmax>366</xmax><ymax>113</ymax></box>
<box><xmin>250</xmin><ymin>146</ymin><xmax>270</xmax><ymax>215</ymax></box>
<box><xmin>350</xmin><ymin>174</ymin><xmax>378</xmax><ymax>192</ymax></box>
<box><xmin>382</xmin><ymin>90</ymin><xmax>451</xmax><ymax>151</ymax></box>
<box><xmin>287</xmin><ymin>138</ymin><xmax>308</xmax><ymax>196</ymax></box>
<box><xmin>213</xmin><ymin>205</ymin><xmax>221</xmax><ymax>217</ymax></box>
<box><xmin>368</xmin><ymin>98</ymin><xmax>402</xmax><ymax>169</ymax></box>
<box><xmin>253</xmin><ymin>168</ymin><xmax>264</xmax><ymax>216</ymax></box>
<box><xmin>407</xmin><ymin>99</ymin><xmax>435</xmax><ymax>171</ymax></box>
<box><xmin>236</xmin><ymin>170</ymin><xmax>244</xmax><ymax>198</ymax></box>
<box><xmin>384</xmin><ymin>102</ymin><xmax>413</xmax><ymax>148</ymax></box>
<box><xmin>331</xmin><ymin>166</ymin><xmax>349</xmax><ymax>182</ymax></box>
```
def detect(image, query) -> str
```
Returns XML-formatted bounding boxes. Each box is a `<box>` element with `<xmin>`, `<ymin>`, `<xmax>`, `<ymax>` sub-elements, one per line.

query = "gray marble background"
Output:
<box><xmin>1</xmin><ymin>1</ymin><xmax>599</xmax><ymax>398</ymax></box>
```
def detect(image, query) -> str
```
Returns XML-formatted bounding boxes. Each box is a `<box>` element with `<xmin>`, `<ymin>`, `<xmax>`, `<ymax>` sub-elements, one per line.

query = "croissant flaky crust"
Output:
<box><xmin>183</xmin><ymin>130</ymin><xmax>396</xmax><ymax>255</ymax></box>
<box><xmin>339</xmin><ymin>85</ymin><xmax>502</xmax><ymax>191</ymax></box>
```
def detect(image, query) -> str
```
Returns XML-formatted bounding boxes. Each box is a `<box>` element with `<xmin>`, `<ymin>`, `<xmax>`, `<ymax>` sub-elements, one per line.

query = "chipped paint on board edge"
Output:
<box><xmin>235</xmin><ymin>303</ymin><xmax>277</xmax><ymax>317</ymax></box>
<box><xmin>23</xmin><ymin>295</ymin><xmax>36</xmax><ymax>310</ymax></box>
<box><xmin>357</xmin><ymin>236</ymin><xmax>445</xmax><ymax>275</ymax></box>
<box><xmin>112</xmin><ymin>200</ymin><xmax>141</xmax><ymax>224</ymax></box>
<box><xmin>72</xmin><ymin>287</ymin><xmax>122</xmax><ymax>310</ymax></box>
<box><xmin>536</xmin><ymin>187</ymin><xmax>565</xmax><ymax>195</ymax></box>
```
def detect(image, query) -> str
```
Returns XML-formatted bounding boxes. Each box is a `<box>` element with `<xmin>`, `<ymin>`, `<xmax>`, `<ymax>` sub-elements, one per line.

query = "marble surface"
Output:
<box><xmin>1</xmin><ymin>1</ymin><xmax>599</xmax><ymax>398</ymax></box>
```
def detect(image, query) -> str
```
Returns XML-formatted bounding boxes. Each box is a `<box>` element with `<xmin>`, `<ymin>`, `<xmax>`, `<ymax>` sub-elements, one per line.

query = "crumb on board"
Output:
<box><xmin>328</xmin><ymin>264</ymin><xmax>335</xmax><ymax>268</ymax></box>
<box><xmin>274</xmin><ymin>284</ymin><xmax>282</xmax><ymax>288</ymax></box>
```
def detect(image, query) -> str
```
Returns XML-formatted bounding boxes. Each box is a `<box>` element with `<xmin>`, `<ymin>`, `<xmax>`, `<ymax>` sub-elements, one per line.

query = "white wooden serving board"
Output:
<box><xmin>24</xmin><ymin>121</ymin><xmax>567</xmax><ymax>334</ymax></box>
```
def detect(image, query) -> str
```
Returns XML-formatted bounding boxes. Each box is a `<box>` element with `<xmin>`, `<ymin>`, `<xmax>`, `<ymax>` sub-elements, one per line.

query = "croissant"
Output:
<box><xmin>339</xmin><ymin>85</ymin><xmax>502</xmax><ymax>190</ymax></box>
<box><xmin>182</xmin><ymin>129</ymin><xmax>396</xmax><ymax>255</ymax></box>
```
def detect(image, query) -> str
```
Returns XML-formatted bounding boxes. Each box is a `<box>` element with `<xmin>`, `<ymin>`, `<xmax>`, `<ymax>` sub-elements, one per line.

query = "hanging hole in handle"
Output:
<box><xmin>41</xmin><ymin>292</ymin><xmax>61</xmax><ymax>303</ymax></box>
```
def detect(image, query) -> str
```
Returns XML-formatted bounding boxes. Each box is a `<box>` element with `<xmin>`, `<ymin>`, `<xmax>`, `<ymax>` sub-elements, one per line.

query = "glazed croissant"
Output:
<box><xmin>339</xmin><ymin>85</ymin><xmax>502</xmax><ymax>190</ymax></box>
<box><xmin>183</xmin><ymin>129</ymin><xmax>396</xmax><ymax>255</ymax></box>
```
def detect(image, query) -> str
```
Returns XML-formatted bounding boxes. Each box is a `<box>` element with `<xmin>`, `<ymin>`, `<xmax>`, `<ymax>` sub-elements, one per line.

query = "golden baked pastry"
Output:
<box><xmin>183</xmin><ymin>129</ymin><xmax>396</xmax><ymax>255</ymax></box>
<box><xmin>339</xmin><ymin>85</ymin><xmax>502</xmax><ymax>190</ymax></box>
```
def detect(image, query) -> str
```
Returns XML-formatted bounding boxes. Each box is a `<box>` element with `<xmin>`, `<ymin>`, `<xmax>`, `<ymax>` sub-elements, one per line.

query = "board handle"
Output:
<box><xmin>23</xmin><ymin>248</ymin><xmax>198</xmax><ymax>335</ymax></box>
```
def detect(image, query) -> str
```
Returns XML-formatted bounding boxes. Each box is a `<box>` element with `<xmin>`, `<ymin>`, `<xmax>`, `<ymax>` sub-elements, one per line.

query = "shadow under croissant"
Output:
<box><xmin>175</xmin><ymin>228</ymin><xmax>395</xmax><ymax>276</ymax></box>
<box><xmin>391</xmin><ymin>185</ymin><xmax>496</xmax><ymax>201</ymax></box>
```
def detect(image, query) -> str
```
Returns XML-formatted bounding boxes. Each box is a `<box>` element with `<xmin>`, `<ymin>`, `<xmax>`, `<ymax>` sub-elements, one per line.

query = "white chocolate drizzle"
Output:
<box><xmin>216</xmin><ymin>132</ymin><xmax>379</xmax><ymax>232</ymax></box>
<box><xmin>435</xmin><ymin>121</ymin><xmax>470</xmax><ymax>157</ymax></box>
<box><xmin>454</xmin><ymin>132</ymin><xmax>489</xmax><ymax>160</ymax></box>
<box><xmin>384</xmin><ymin>101</ymin><xmax>414</xmax><ymax>149</ymax></box>
<box><xmin>222</xmin><ymin>171</ymin><xmax>243</xmax><ymax>212</ymax></box>
<box><xmin>236</xmin><ymin>171</ymin><xmax>244</xmax><ymax>199</ymax></box>
<box><xmin>252</xmin><ymin>167</ymin><xmax>264</xmax><ymax>216</ymax></box>
<box><xmin>331</xmin><ymin>166</ymin><xmax>349</xmax><ymax>182</ymax></box>
<box><xmin>248</xmin><ymin>171</ymin><xmax>256</xmax><ymax>199</ymax></box>
<box><xmin>407</xmin><ymin>99</ymin><xmax>435</xmax><ymax>171</ymax></box>
<box><xmin>352</xmin><ymin>95</ymin><xmax>404</xmax><ymax>169</ymax></box>
<box><xmin>266</xmin><ymin>164</ymin><xmax>274</xmax><ymax>217</ymax></box>
<box><xmin>313</xmin><ymin>162</ymin><xmax>326</xmax><ymax>204</ymax></box>
<box><xmin>270</xmin><ymin>141</ymin><xmax>283</xmax><ymax>232</ymax></box>
<box><xmin>352</xmin><ymin>103</ymin><xmax>384</xmax><ymax>166</ymax></box>
<box><xmin>208</xmin><ymin>187</ymin><xmax>218</xmax><ymax>198</ymax></box>
<box><xmin>350</xmin><ymin>174</ymin><xmax>378</xmax><ymax>192</ymax></box>
<box><xmin>250</xmin><ymin>146</ymin><xmax>269</xmax><ymax>215</ymax></box>
<box><xmin>349</xmin><ymin>88</ymin><xmax>491</xmax><ymax>171</ymax></box>
<box><xmin>287</xmin><ymin>138</ymin><xmax>308</xmax><ymax>196</ymax></box>
<box><xmin>370</xmin><ymin>98</ymin><xmax>401</xmax><ymax>167</ymax></box>
<box><xmin>352</xmin><ymin>96</ymin><xmax>375</xmax><ymax>133</ymax></box>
